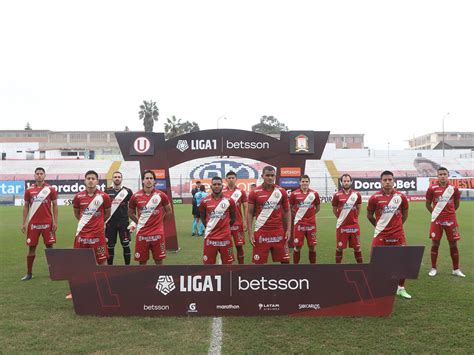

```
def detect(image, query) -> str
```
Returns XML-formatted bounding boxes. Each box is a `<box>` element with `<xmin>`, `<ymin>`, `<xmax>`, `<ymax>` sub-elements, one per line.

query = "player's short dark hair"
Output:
<box><xmin>211</xmin><ymin>176</ymin><xmax>222</xmax><ymax>183</ymax></box>
<box><xmin>300</xmin><ymin>174</ymin><xmax>310</xmax><ymax>181</ymax></box>
<box><xmin>142</xmin><ymin>169</ymin><xmax>156</xmax><ymax>180</ymax></box>
<box><xmin>340</xmin><ymin>173</ymin><xmax>352</xmax><ymax>182</ymax></box>
<box><xmin>34</xmin><ymin>167</ymin><xmax>45</xmax><ymax>173</ymax></box>
<box><xmin>250</xmin><ymin>183</ymin><xmax>257</xmax><ymax>188</ymax></box>
<box><xmin>438</xmin><ymin>167</ymin><xmax>449</xmax><ymax>173</ymax></box>
<box><xmin>112</xmin><ymin>171</ymin><xmax>122</xmax><ymax>177</ymax></box>
<box><xmin>226</xmin><ymin>171</ymin><xmax>237</xmax><ymax>178</ymax></box>
<box><xmin>85</xmin><ymin>170</ymin><xmax>99</xmax><ymax>179</ymax></box>
<box><xmin>196</xmin><ymin>180</ymin><xmax>201</xmax><ymax>184</ymax></box>
<box><xmin>262</xmin><ymin>166</ymin><xmax>275</xmax><ymax>174</ymax></box>
<box><xmin>380</xmin><ymin>170</ymin><xmax>394</xmax><ymax>178</ymax></box>
<box><xmin>199</xmin><ymin>185</ymin><xmax>206</xmax><ymax>191</ymax></box>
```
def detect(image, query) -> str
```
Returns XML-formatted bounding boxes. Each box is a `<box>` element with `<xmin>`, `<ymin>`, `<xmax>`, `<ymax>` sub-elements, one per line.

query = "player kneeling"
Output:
<box><xmin>199</xmin><ymin>176</ymin><xmax>237</xmax><ymax>264</ymax></box>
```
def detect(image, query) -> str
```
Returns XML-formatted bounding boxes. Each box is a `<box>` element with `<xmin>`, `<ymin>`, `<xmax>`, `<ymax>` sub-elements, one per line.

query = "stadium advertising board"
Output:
<box><xmin>0</xmin><ymin>181</ymin><xmax>25</xmax><ymax>195</ymax></box>
<box><xmin>46</xmin><ymin>246</ymin><xmax>424</xmax><ymax>317</ymax></box>
<box><xmin>429</xmin><ymin>177</ymin><xmax>474</xmax><ymax>190</ymax></box>
<box><xmin>342</xmin><ymin>177</ymin><xmax>417</xmax><ymax>192</ymax></box>
<box><xmin>26</xmin><ymin>180</ymin><xmax>107</xmax><ymax>194</ymax></box>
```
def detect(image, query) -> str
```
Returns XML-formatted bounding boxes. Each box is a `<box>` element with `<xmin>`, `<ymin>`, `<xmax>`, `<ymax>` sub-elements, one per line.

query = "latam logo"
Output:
<box><xmin>190</xmin><ymin>161</ymin><xmax>258</xmax><ymax>180</ymax></box>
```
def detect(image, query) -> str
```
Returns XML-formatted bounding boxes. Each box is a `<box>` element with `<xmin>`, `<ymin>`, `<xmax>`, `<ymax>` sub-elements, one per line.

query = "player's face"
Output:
<box><xmin>300</xmin><ymin>178</ymin><xmax>310</xmax><ymax>190</ymax></box>
<box><xmin>226</xmin><ymin>175</ymin><xmax>236</xmax><ymax>188</ymax></box>
<box><xmin>143</xmin><ymin>173</ymin><xmax>155</xmax><ymax>189</ymax></box>
<box><xmin>342</xmin><ymin>176</ymin><xmax>352</xmax><ymax>190</ymax></box>
<box><xmin>381</xmin><ymin>174</ymin><xmax>394</xmax><ymax>191</ymax></box>
<box><xmin>112</xmin><ymin>173</ymin><xmax>122</xmax><ymax>187</ymax></box>
<box><xmin>211</xmin><ymin>180</ymin><xmax>223</xmax><ymax>194</ymax></box>
<box><xmin>85</xmin><ymin>174</ymin><xmax>98</xmax><ymax>188</ymax></box>
<box><xmin>262</xmin><ymin>170</ymin><xmax>276</xmax><ymax>186</ymax></box>
<box><xmin>34</xmin><ymin>170</ymin><xmax>45</xmax><ymax>184</ymax></box>
<box><xmin>437</xmin><ymin>170</ymin><xmax>449</xmax><ymax>184</ymax></box>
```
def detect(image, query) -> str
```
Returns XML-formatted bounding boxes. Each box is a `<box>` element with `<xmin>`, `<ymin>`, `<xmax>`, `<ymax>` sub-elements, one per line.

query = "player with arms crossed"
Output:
<box><xmin>105</xmin><ymin>171</ymin><xmax>133</xmax><ymax>265</ymax></box>
<box><xmin>223</xmin><ymin>171</ymin><xmax>248</xmax><ymax>264</ymax></box>
<box><xmin>128</xmin><ymin>170</ymin><xmax>172</xmax><ymax>265</ymax></box>
<box><xmin>247</xmin><ymin>166</ymin><xmax>291</xmax><ymax>264</ymax></box>
<box><xmin>21</xmin><ymin>167</ymin><xmax>58</xmax><ymax>281</ymax></box>
<box><xmin>69</xmin><ymin>170</ymin><xmax>111</xmax><ymax>299</ymax></box>
<box><xmin>200</xmin><ymin>176</ymin><xmax>237</xmax><ymax>264</ymax></box>
<box><xmin>332</xmin><ymin>174</ymin><xmax>363</xmax><ymax>264</ymax></box>
<box><xmin>289</xmin><ymin>175</ymin><xmax>320</xmax><ymax>264</ymax></box>
<box><xmin>367</xmin><ymin>171</ymin><xmax>412</xmax><ymax>299</ymax></box>
<box><xmin>425</xmin><ymin>167</ymin><xmax>465</xmax><ymax>277</ymax></box>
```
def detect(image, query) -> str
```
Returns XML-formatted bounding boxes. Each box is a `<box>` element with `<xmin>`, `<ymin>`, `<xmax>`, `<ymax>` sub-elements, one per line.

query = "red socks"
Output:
<box><xmin>450</xmin><ymin>247</ymin><xmax>459</xmax><ymax>270</ymax></box>
<box><xmin>236</xmin><ymin>246</ymin><xmax>244</xmax><ymax>265</ymax></box>
<box><xmin>293</xmin><ymin>250</ymin><xmax>301</xmax><ymax>264</ymax></box>
<box><xmin>335</xmin><ymin>250</ymin><xmax>343</xmax><ymax>264</ymax></box>
<box><xmin>309</xmin><ymin>251</ymin><xmax>316</xmax><ymax>264</ymax></box>
<box><xmin>354</xmin><ymin>250</ymin><xmax>363</xmax><ymax>264</ymax></box>
<box><xmin>27</xmin><ymin>255</ymin><xmax>35</xmax><ymax>274</ymax></box>
<box><xmin>431</xmin><ymin>245</ymin><xmax>439</xmax><ymax>268</ymax></box>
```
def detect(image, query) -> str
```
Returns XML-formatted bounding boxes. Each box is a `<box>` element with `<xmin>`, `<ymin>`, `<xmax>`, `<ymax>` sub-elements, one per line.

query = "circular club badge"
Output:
<box><xmin>133</xmin><ymin>137</ymin><xmax>151</xmax><ymax>154</ymax></box>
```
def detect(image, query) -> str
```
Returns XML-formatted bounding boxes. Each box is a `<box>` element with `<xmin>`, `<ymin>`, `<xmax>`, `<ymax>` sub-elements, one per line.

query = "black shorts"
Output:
<box><xmin>105</xmin><ymin>223</ymin><xmax>131</xmax><ymax>246</ymax></box>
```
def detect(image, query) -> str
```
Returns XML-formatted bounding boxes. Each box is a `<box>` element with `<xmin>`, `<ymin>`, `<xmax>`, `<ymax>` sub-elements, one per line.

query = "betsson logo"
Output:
<box><xmin>238</xmin><ymin>276</ymin><xmax>309</xmax><ymax>291</ymax></box>
<box><xmin>176</xmin><ymin>139</ymin><xmax>270</xmax><ymax>151</ymax></box>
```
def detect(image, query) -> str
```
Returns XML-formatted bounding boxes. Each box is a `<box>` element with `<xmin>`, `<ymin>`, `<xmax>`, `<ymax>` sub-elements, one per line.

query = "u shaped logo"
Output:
<box><xmin>133</xmin><ymin>137</ymin><xmax>151</xmax><ymax>154</ymax></box>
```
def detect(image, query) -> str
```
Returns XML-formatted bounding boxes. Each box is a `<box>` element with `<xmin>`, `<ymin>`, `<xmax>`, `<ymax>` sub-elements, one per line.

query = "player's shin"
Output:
<box><xmin>450</xmin><ymin>246</ymin><xmax>459</xmax><ymax>270</ymax></box>
<box><xmin>236</xmin><ymin>245</ymin><xmax>244</xmax><ymax>264</ymax></box>
<box><xmin>431</xmin><ymin>245</ymin><xmax>439</xmax><ymax>268</ymax></box>
<box><xmin>335</xmin><ymin>249</ymin><xmax>343</xmax><ymax>263</ymax></box>
<box><xmin>309</xmin><ymin>250</ymin><xmax>316</xmax><ymax>264</ymax></box>
<box><xmin>354</xmin><ymin>249</ymin><xmax>363</xmax><ymax>263</ymax></box>
<box><xmin>293</xmin><ymin>249</ymin><xmax>301</xmax><ymax>264</ymax></box>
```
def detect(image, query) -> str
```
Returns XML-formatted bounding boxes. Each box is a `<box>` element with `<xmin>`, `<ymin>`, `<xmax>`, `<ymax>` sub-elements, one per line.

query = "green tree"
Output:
<box><xmin>24</xmin><ymin>122</ymin><xmax>32</xmax><ymax>130</ymax></box>
<box><xmin>251</xmin><ymin>115</ymin><xmax>288</xmax><ymax>134</ymax></box>
<box><xmin>138</xmin><ymin>100</ymin><xmax>159</xmax><ymax>132</ymax></box>
<box><xmin>164</xmin><ymin>116</ymin><xmax>200</xmax><ymax>139</ymax></box>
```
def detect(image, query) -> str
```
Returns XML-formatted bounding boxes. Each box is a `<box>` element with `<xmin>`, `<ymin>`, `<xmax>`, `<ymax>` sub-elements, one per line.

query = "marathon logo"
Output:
<box><xmin>31</xmin><ymin>224</ymin><xmax>50</xmax><ymax>230</ymax></box>
<box><xmin>258</xmin><ymin>236</ymin><xmax>283</xmax><ymax>243</ymax></box>
<box><xmin>206</xmin><ymin>239</ymin><xmax>231</xmax><ymax>247</ymax></box>
<box><xmin>138</xmin><ymin>235</ymin><xmax>162</xmax><ymax>242</ymax></box>
<box><xmin>340</xmin><ymin>228</ymin><xmax>359</xmax><ymax>233</ymax></box>
<box><xmin>216</xmin><ymin>304</ymin><xmax>240</xmax><ymax>310</ymax></box>
<box><xmin>77</xmin><ymin>237</ymin><xmax>100</xmax><ymax>244</ymax></box>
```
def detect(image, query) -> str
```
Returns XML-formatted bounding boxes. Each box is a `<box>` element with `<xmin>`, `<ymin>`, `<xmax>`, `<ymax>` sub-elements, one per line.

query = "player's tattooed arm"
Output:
<box><xmin>52</xmin><ymin>199</ymin><xmax>58</xmax><ymax>232</ymax></box>
<box><xmin>246</xmin><ymin>203</ymin><xmax>255</xmax><ymax>246</ymax></box>
<box><xmin>21</xmin><ymin>200</ymin><xmax>30</xmax><ymax>233</ymax></box>
<box><xmin>425</xmin><ymin>200</ymin><xmax>433</xmax><ymax>213</ymax></box>
<box><xmin>200</xmin><ymin>209</ymin><xmax>207</xmax><ymax>228</ymax></box>
<box><xmin>332</xmin><ymin>206</ymin><xmax>338</xmax><ymax>217</ymax></box>
<box><xmin>367</xmin><ymin>209</ymin><xmax>376</xmax><ymax>227</ymax></box>
<box><xmin>128</xmin><ymin>208</ymin><xmax>138</xmax><ymax>223</ymax></box>
<box><xmin>283</xmin><ymin>207</ymin><xmax>291</xmax><ymax>240</ymax></box>
<box><xmin>402</xmin><ymin>209</ymin><xmax>408</xmax><ymax>224</ymax></box>
<box><xmin>454</xmin><ymin>198</ymin><xmax>460</xmax><ymax>210</ymax></box>
<box><xmin>163</xmin><ymin>204</ymin><xmax>172</xmax><ymax>221</ymax></box>
<box><xmin>315</xmin><ymin>203</ymin><xmax>321</xmax><ymax>215</ymax></box>
<box><xmin>104</xmin><ymin>208</ymin><xmax>111</xmax><ymax>222</ymax></box>
<box><xmin>73</xmin><ymin>207</ymin><xmax>81</xmax><ymax>221</ymax></box>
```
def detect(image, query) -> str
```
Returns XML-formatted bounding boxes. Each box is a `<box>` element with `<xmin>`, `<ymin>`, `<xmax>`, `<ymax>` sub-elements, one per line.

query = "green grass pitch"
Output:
<box><xmin>0</xmin><ymin>202</ymin><xmax>472</xmax><ymax>353</ymax></box>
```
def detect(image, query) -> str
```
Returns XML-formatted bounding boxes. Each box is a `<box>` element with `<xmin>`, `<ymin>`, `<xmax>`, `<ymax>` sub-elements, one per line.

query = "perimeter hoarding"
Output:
<box><xmin>46</xmin><ymin>246</ymin><xmax>424</xmax><ymax>317</ymax></box>
<box><xmin>115</xmin><ymin>129</ymin><xmax>330</xmax><ymax>251</ymax></box>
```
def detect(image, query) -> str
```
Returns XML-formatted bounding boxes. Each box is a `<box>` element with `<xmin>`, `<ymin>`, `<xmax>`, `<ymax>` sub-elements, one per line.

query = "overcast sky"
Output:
<box><xmin>1</xmin><ymin>0</ymin><xmax>473</xmax><ymax>149</ymax></box>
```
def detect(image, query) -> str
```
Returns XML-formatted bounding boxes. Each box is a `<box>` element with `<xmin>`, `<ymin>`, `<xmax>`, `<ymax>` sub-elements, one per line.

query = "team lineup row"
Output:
<box><xmin>20</xmin><ymin>166</ymin><xmax>465</xmax><ymax>300</ymax></box>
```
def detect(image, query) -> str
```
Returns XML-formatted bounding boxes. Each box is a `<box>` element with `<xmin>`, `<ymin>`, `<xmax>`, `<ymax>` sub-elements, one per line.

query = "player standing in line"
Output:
<box><xmin>367</xmin><ymin>171</ymin><xmax>412</xmax><ymax>299</ymax></box>
<box><xmin>425</xmin><ymin>167</ymin><xmax>465</xmax><ymax>277</ymax></box>
<box><xmin>191</xmin><ymin>181</ymin><xmax>201</xmax><ymax>236</ymax></box>
<box><xmin>194</xmin><ymin>185</ymin><xmax>208</xmax><ymax>236</ymax></box>
<box><xmin>20</xmin><ymin>167</ymin><xmax>58</xmax><ymax>281</ymax></box>
<box><xmin>332</xmin><ymin>174</ymin><xmax>364</xmax><ymax>264</ymax></box>
<box><xmin>199</xmin><ymin>176</ymin><xmax>236</xmax><ymax>264</ymax></box>
<box><xmin>289</xmin><ymin>175</ymin><xmax>320</xmax><ymax>264</ymax></box>
<box><xmin>128</xmin><ymin>170</ymin><xmax>172</xmax><ymax>265</ymax></box>
<box><xmin>69</xmin><ymin>170</ymin><xmax>111</xmax><ymax>299</ymax></box>
<box><xmin>223</xmin><ymin>171</ymin><xmax>248</xmax><ymax>264</ymax></box>
<box><xmin>105</xmin><ymin>171</ymin><xmax>133</xmax><ymax>265</ymax></box>
<box><xmin>247</xmin><ymin>166</ymin><xmax>291</xmax><ymax>264</ymax></box>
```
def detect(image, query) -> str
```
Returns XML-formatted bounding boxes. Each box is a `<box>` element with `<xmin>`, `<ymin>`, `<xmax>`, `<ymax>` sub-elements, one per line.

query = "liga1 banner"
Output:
<box><xmin>46</xmin><ymin>246</ymin><xmax>423</xmax><ymax>317</ymax></box>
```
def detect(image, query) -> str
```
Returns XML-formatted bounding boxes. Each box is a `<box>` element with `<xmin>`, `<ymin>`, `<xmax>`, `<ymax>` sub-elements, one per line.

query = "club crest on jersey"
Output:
<box><xmin>94</xmin><ymin>199</ymin><xmax>101</xmax><ymax>206</ymax></box>
<box><xmin>152</xmin><ymin>197</ymin><xmax>159</xmax><ymax>204</ymax></box>
<box><xmin>274</xmin><ymin>191</ymin><xmax>280</xmax><ymax>198</ymax></box>
<box><xmin>393</xmin><ymin>196</ymin><xmax>401</xmax><ymax>204</ymax></box>
<box><xmin>350</xmin><ymin>195</ymin><xmax>357</xmax><ymax>202</ymax></box>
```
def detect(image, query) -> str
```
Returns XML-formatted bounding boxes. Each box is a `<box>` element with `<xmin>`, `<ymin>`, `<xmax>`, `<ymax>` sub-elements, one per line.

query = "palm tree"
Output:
<box><xmin>138</xmin><ymin>100</ymin><xmax>159</xmax><ymax>132</ymax></box>
<box><xmin>164</xmin><ymin>116</ymin><xmax>182</xmax><ymax>139</ymax></box>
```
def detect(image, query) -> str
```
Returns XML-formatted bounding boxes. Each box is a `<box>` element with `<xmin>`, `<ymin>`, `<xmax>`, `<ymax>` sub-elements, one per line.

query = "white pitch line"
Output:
<box><xmin>208</xmin><ymin>255</ymin><xmax>223</xmax><ymax>355</ymax></box>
